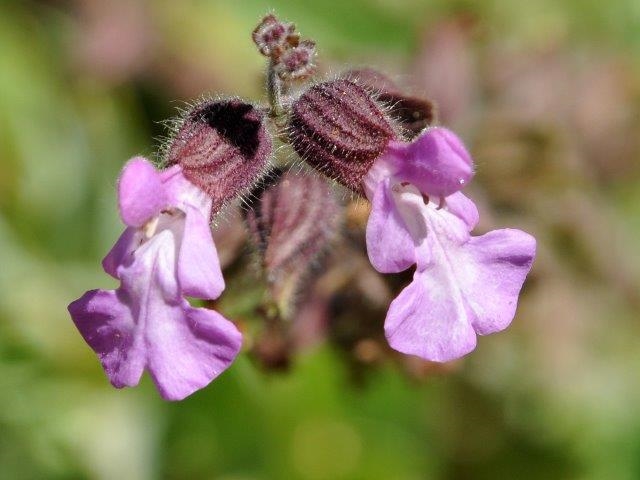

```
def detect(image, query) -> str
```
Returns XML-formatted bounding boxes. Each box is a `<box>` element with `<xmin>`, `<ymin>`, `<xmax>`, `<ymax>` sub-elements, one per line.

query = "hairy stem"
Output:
<box><xmin>267</xmin><ymin>58</ymin><xmax>283</xmax><ymax>117</ymax></box>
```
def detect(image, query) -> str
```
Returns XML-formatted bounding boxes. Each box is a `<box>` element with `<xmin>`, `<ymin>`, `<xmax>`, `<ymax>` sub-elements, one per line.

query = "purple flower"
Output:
<box><xmin>364</xmin><ymin>128</ymin><xmax>536</xmax><ymax>362</ymax></box>
<box><xmin>68</xmin><ymin>157</ymin><xmax>242</xmax><ymax>400</ymax></box>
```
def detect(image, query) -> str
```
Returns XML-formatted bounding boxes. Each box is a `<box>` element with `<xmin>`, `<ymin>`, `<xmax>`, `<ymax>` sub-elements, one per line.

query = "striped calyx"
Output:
<box><xmin>245</xmin><ymin>169</ymin><xmax>340</xmax><ymax>318</ymax></box>
<box><xmin>344</xmin><ymin>68</ymin><xmax>435</xmax><ymax>139</ymax></box>
<box><xmin>288</xmin><ymin>79</ymin><xmax>397</xmax><ymax>195</ymax></box>
<box><xmin>167</xmin><ymin>99</ymin><xmax>272</xmax><ymax>213</ymax></box>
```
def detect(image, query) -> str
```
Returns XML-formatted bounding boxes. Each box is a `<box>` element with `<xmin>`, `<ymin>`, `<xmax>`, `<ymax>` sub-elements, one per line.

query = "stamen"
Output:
<box><xmin>143</xmin><ymin>216</ymin><xmax>159</xmax><ymax>238</ymax></box>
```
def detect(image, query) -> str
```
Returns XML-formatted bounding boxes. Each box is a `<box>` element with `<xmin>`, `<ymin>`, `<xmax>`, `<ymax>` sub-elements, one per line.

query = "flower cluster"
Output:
<box><xmin>69</xmin><ymin>14</ymin><xmax>535</xmax><ymax>400</ymax></box>
<box><xmin>252</xmin><ymin>13</ymin><xmax>317</xmax><ymax>80</ymax></box>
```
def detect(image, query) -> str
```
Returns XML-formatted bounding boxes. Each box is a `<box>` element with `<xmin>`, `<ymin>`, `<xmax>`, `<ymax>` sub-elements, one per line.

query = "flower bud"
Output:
<box><xmin>252</xmin><ymin>14</ymin><xmax>297</xmax><ymax>58</ymax></box>
<box><xmin>245</xmin><ymin>169</ymin><xmax>341</xmax><ymax>318</ymax></box>
<box><xmin>288</xmin><ymin>79</ymin><xmax>397</xmax><ymax>194</ymax></box>
<box><xmin>344</xmin><ymin>68</ymin><xmax>435</xmax><ymax>139</ymax></box>
<box><xmin>274</xmin><ymin>40</ymin><xmax>316</xmax><ymax>80</ymax></box>
<box><xmin>166</xmin><ymin>99</ymin><xmax>272</xmax><ymax>213</ymax></box>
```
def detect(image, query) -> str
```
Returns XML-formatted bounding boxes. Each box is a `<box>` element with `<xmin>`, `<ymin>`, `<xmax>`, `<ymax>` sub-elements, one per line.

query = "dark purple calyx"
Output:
<box><xmin>166</xmin><ymin>99</ymin><xmax>271</xmax><ymax>213</ymax></box>
<box><xmin>343</xmin><ymin>68</ymin><xmax>435</xmax><ymax>139</ymax></box>
<box><xmin>288</xmin><ymin>79</ymin><xmax>397</xmax><ymax>195</ymax></box>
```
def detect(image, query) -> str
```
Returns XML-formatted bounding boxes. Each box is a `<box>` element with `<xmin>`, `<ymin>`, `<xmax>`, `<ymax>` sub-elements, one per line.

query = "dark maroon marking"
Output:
<box><xmin>167</xmin><ymin>99</ymin><xmax>272</xmax><ymax>214</ymax></box>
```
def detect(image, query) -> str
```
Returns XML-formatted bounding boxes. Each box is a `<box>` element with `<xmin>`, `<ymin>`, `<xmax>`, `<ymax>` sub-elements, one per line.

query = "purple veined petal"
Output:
<box><xmin>385</xmin><ymin>270</ymin><xmax>477</xmax><ymax>362</ymax></box>
<box><xmin>444</xmin><ymin>191</ymin><xmax>479</xmax><ymax>231</ymax></box>
<box><xmin>68</xmin><ymin>289</ymin><xmax>145</xmax><ymax>388</ymax></box>
<box><xmin>118</xmin><ymin>157</ymin><xmax>168</xmax><ymax>227</ymax></box>
<box><xmin>465</xmin><ymin>229</ymin><xmax>536</xmax><ymax>335</ymax></box>
<box><xmin>365</xmin><ymin>179</ymin><xmax>416</xmax><ymax>273</ymax></box>
<box><xmin>146</xmin><ymin>304</ymin><xmax>242</xmax><ymax>401</ymax></box>
<box><xmin>102</xmin><ymin>227</ymin><xmax>140</xmax><ymax>278</ymax></box>
<box><xmin>177</xmin><ymin>205</ymin><xmax>225</xmax><ymax>299</ymax></box>
<box><xmin>386</xmin><ymin>127</ymin><xmax>474</xmax><ymax>197</ymax></box>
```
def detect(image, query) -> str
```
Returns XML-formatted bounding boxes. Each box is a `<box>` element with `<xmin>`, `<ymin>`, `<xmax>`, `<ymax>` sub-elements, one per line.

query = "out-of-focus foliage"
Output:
<box><xmin>1</xmin><ymin>0</ymin><xmax>640</xmax><ymax>479</ymax></box>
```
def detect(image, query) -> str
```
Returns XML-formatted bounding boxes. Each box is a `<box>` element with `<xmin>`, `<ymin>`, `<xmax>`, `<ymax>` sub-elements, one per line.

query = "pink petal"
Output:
<box><xmin>386</xmin><ymin>127</ymin><xmax>473</xmax><ymax>197</ymax></box>
<box><xmin>383</xmin><ymin>196</ymin><xmax>535</xmax><ymax>362</ymax></box>
<box><xmin>466</xmin><ymin>229</ymin><xmax>536</xmax><ymax>335</ymax></box>
<box><xmin>178</xmin><ymin>206</ymin><xmax>225</xmax><ymax>299</ymax></box>
<box><xmin>146</xmin><ymin>304</ymin><xmax>242</xmax><ymax>401</ymax></box>
<box><xmin>74</xmin><ymin>223</ymin><xmax>241</xmax><ymax>400</ymax></box>
<box><xmin>71</xmin><ymin>161</ymin><xmax>239</xmax><ymax>401</ymax></box>
<box><xmin>365</xmin><ymin>179</ymin><xmax>416</xmax><ymax>273</ymax></box>
<box><xmin>160</xmin><ymin>165</ymin><xmax>211</xmax><ymax>216</ymax></box>
<box><xmin>444</xmin><ymin>191</ymin><xmax>479</xmax><ymax>231</ymax></box>
<box><xmin>68</xmin><ymin>289</ymin><xmax>145</xmax><ymax>388</ymax></box>
<box><xmin>120</xmin><ymin>228</ymin><xmax>238</xmax><ymax>401</ymax></box>
<box><xmin>385</xmin><ymin>271</ymin><xmax>477</xmax><ymax>362</ymax></box>
<box><xmin>118</xmin><ymin>229</ymin><xmax>179</xmax><ymax>300</ymax></box>
<box><xmin>159</xmin><ymin>166</ymin><xmax>223</xmax><ymax>298</ymax></box>
<box><xmin>118</xmin><ymin>157</ymin><xmax>168</xmax><ymax>227</ymax></box>
<box><xmin>101</xmin><ymin>227</ymin><xmax>139</xmax><ymax>278</ymax></box>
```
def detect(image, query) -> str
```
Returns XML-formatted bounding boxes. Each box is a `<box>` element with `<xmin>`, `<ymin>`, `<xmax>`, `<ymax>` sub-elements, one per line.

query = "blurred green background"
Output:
<box><xmin>2</xmin><ymin>0</ymin><xmax>640</xmax><ymax>479</ymax></box>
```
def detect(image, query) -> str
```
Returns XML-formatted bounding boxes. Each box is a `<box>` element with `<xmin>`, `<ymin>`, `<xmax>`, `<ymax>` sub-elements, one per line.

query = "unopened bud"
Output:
<box><xmin>246</xmin><ymin>169</ymin><xmax>341</xmax><ymax>318</ymax></box>
<box><xmin>252</xmin><ymin>14</ymin><xmax>297</xmax><ymax>58</ymax></box>
<box><xmin>166</xmin><ymin>99</ymin><xmax>272</xmax><ymax>213</ymax></box>
<box><xmin>274</xmin><ymin>40</ymin><xmax>316</xmax><ymax>80</ymax></box>
<box><xmin>288</xmin><ymin>79</ymin><xmax>397</xmax><ymax>194</ymax></box>
<box><xmin>344</xmin><ymin>68</ymin><xmax>435</xmax><ymax>139</ymax></box>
